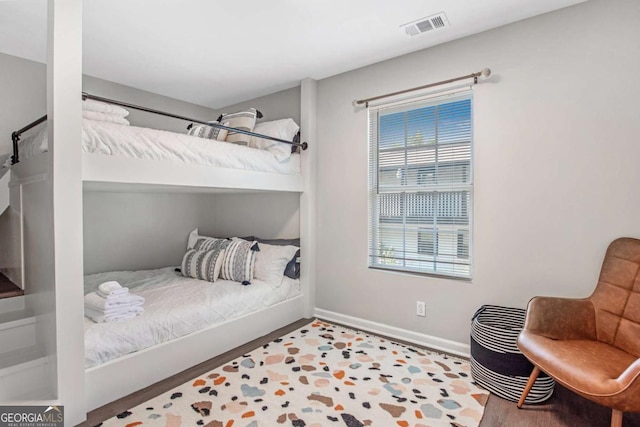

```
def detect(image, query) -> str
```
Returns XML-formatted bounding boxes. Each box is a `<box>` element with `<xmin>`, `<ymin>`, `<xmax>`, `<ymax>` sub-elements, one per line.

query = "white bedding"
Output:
<box><xmin>83</xmin><ymin>267</ymin><xmax>301</xmax><ymax>368</ymax></box>
<box><xmin>10</xmin><ymin>120</ymin><xmax>301</xmax><ymax>175</ymax></box>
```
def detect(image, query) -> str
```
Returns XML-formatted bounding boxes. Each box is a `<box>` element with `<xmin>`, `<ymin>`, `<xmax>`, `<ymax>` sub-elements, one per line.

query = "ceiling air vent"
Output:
<box><xmin>402</xmin><ymin>12</ymin><xmax>450</xmax><ymax>37</ymax></box>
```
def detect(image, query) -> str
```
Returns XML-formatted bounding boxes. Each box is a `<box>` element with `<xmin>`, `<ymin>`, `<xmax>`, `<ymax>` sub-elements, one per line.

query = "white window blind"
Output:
<box><xmin>368</xmin><ymin>88</ymin><xmax>473</xmax><ymax>279</ymax></box>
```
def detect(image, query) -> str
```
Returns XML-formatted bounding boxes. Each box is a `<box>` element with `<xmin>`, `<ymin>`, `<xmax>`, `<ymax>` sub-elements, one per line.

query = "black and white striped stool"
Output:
<box><xmin>470</xmin><ymin>305</ymin><xmax>555</xmax><ymax>403</ymax></box>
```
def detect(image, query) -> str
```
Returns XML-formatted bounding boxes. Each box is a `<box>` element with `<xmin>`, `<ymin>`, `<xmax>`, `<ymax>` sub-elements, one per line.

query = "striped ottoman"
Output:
<box><xmin>470</xmin><ymin>305</ymin><xmax>555</xmax><ymax>403</ymax></box>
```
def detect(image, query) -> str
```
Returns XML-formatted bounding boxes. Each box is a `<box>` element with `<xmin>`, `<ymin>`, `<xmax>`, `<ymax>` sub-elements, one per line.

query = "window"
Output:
<box><xmin>368</xmin><ymin>88</ymin><xmax>473</xmax><ymax>279</ymax></box>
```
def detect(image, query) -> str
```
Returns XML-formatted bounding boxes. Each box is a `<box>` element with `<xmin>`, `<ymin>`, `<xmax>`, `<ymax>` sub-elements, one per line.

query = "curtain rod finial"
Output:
<box><xmin>480</xmin><ymin>68</ymin><xmax>491</xmax><ymax>79</ymax></box>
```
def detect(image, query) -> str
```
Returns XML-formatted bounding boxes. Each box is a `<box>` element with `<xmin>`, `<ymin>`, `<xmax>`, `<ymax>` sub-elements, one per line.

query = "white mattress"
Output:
<box><xmin>10</xmin><ymin>120</ymin><xmax>301</xmax><ymax>175</ymax></box>
<box><xmin>83</xmin><ymin>267</ymin><xmax>301</xmax><ymax>368</ymax></box>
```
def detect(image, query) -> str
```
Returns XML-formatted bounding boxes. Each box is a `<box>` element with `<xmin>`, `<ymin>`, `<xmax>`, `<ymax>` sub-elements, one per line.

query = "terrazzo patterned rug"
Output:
<box><xmin>101</xmin><ymin>320</ymin><xmax>488</xmax><ymax>427</ymax></box>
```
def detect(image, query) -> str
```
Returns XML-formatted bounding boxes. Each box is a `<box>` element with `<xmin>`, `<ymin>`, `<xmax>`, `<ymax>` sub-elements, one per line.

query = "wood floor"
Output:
<box><xmin>80</xmin><ymin>318</ymin><xmax>640</xmax><ymax>427</ymax></box>
<box><xmin>0</xmin><ymin>272</ymin><xmax>23</xmax><ymax>299</ymax></box>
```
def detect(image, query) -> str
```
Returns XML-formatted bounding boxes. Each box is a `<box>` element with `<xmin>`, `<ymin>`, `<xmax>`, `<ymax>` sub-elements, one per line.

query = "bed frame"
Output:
<box><xmin>6</xmin><ymin>91</ymin><xmax>314</xmax><ymax>417</ymax></box>
<box><xmin>85</xmin><ymin>293</ymin><xmax>305</xmax><ymax>410</ymax></box>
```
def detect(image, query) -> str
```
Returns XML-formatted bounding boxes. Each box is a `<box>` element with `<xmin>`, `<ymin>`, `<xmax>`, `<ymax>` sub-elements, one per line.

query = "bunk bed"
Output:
<box><xmin>10</xmin><ymin>93</ymin><xmax>308</xmax><ymax>193</ymax></box>
<box><xmin>7</xmin><ymin>94</ymin><xmax>310</xmax><ymax>410</ymax></box>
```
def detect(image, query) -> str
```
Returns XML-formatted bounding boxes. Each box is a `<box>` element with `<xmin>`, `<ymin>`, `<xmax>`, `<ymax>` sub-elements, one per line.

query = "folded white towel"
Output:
<box><xmin>84</xmin><ymin>292</ymin><xmax>144</xmax><ymax>311</ymax></box>
<box><xmin>97</xmin><ymin>289</ymin><xmax>131</xmax><ymax>299</ymax></box>
<box><xmin>85</xmin><ymin>306</ymin><xmax>143</xmax><ymax>323</ymax></box>
<box><xmin>82</xmin><ymin>99</ymin><xmax>130</xmax><ymax>117</ymax></box>
<box><xmin>97</xmin><ymin>281</ymin><xmax>130</xmax><ymax>298</ymax></box>
<box><xmin>83</xmin><ymin>111</ymin><xmax>131</xmax><ymax>126</ymax></box>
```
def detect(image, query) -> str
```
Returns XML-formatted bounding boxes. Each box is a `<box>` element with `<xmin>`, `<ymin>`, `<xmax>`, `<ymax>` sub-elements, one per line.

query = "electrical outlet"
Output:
<box><xmin>416</xmin><ymin>301</ymin><xmax>426</xmax><ymax>317</ymax></box>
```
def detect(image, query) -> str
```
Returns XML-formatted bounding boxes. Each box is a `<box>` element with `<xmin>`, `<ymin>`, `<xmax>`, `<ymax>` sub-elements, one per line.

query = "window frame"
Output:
<box><xmin>367</xmin><ymin>87</ymin><xmax>474</xmax><ymax>280</ymax></box>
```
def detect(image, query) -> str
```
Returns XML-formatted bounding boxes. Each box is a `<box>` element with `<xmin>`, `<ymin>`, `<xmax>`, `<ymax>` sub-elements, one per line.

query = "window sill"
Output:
<box><xmin>368</xmin><ymin>265</ymin><xmax>473</xmax><ymax>283</ymax></box>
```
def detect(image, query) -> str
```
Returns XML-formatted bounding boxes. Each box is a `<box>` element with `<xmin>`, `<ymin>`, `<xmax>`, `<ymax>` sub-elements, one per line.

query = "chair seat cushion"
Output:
<box><xmin>518</xmin><ymin>331</ymin><xmax>637</xmax><ymax>397</ymax></box>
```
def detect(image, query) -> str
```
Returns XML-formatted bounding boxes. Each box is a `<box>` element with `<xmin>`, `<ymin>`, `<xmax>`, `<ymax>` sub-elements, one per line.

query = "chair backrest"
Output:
<box><xmin>590</xmin><ymin>237</ymin><xmax>640</xmax><ymax>357</ymax></box>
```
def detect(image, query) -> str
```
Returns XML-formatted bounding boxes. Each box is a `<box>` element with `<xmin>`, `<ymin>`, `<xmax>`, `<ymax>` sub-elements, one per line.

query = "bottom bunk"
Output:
<box><xmin>84</xmin><ymin>267</ymin><xmax>305</xmax><ymax>411</ymax></box>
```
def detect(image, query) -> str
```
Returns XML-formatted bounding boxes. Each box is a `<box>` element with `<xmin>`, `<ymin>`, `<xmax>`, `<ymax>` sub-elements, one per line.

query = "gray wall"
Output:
<box><xmin>83</xmin><ymin>75</ymin><xmax>218</xmax><ymax>133</ymax></box>
<box><xmin>212</xmin><ymin>86</ymin><xmax>301</xmax><ymax>125</ymax></box>
<box><xmin>211</xmin><ymin>193</ymin><xmax>300</xmax><ymax>240</ymax></box>
<box><xmin>0</xmin><ymin>52</ymin><xmax>47</xmax><ymax>155</ymax></box>
<box><xmin>83</xmin><ymin>191</ymin><xmax>301</xmax><ymax>274</ymax></box>
<box><xmin>0</xmin><ymin>52</ymin><xmax>220</xmax><ymax>156</ymax></box>
<box><xmin>314</xmin><ymin>0</ymin><xmax>640</xmax><ymax>345</ymax></box>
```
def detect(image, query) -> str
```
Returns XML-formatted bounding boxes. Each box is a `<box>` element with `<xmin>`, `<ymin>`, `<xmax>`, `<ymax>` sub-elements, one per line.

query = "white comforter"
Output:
<box><xmin>83</xmin><ymin>267</ymin><xmax>300</xmax><ymax>368</ymax></box>
<box><xmin>11</xmin><ymin>120</ymin><xmax>301</xmax><ymax>175</ymax></box>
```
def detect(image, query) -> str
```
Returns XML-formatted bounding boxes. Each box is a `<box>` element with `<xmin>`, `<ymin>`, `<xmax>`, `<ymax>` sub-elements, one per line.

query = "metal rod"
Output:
<box><xmin>11</xmin><ymin>94</ymin><xmax>310</xmax><ymax>165</ymax></box>
<box><xmin>11</xmin><ymin>114</ymin><xmax>47</xmax><ymax>164</ymax></box>
<box><xmin>353</xmin><ymin>68</ymin><xmax>491</xmax><ymax>107</ymax></box>
<box><xmin>82</xmin><ymin>93</ymin><xmax>308</xmax><ymax>150</ymax></box>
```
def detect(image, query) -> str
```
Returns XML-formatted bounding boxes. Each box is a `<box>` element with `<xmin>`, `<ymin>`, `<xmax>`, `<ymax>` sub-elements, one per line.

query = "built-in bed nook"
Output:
<box><xmin>81</xmin><ymin>192</ymin><xmax>305</xmax><ymax>410</ymax></box>
<box><xmin>6</xmin><ymin>79</ymin><xmax>317</xmax><ymax>415</ymax></box>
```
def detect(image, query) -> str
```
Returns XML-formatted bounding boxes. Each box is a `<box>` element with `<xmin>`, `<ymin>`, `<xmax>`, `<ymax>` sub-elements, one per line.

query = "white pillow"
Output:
<box><xmin>187</xmin><ymin>228</ymin><xmax>201</xmax><ymax>250</ymax></box>
<box><xmin>83</xmin><ymin>111</ymin><xmax>131</xmax><ymax>126</ymax></box>
<box><xmin>253</xmin><ymin>242</ymin><xmax>299</xmax><ymax>288</ymax></box>
<box><xmin>249</xmin><ymin>119</ymin><xmax>300</xmax><ymax>161</ymax></box>
<box><xmin>82</xmin><ymin>99</ymin><xmax>130</xmax><ymax>117</ymax></box>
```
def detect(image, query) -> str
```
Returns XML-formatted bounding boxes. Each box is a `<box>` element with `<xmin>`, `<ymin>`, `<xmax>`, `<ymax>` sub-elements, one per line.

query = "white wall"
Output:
<box><xmin>315</xmin><ymin>0</ymin><xmax>640</xmax><ymax>346</ymax></box>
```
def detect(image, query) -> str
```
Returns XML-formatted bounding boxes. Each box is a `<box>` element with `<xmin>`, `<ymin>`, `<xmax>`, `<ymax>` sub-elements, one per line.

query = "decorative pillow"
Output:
<box><xmin>220</xmin><ymin>240</ymin><xmax>258</xmax><ymax>283</ymax></box>
<box><xmin>187</xmin><ymin>229</ymin><xmax>231</xmax><ymax>253</ymax></box>
<box><xmin>254</xmin><ymin>237</ymin><xmax>301</xmax><ymax>279</ymax></box>
<box><xmin>181</xmin><ymin>248</ymin><xmax>226</xmax><ymax>282</ymax></box>
<box><xmin>187</xmin><ymin>121</ymin><xmax>229</xmax><ymax>141</ymax></box>
<box><xmin>249</xmin><ymin>119</ymin><xmax>300</xmax><ymax>161</ymax></box>
<box><xmin>252</xmin><ymin>242</ymin><xmax>299</xmax><ymax>288</ymax></box>
<box><xmin>218</xmin><ymin>108</ymin><xmax>258</xmax><ymax>146</ymax></box>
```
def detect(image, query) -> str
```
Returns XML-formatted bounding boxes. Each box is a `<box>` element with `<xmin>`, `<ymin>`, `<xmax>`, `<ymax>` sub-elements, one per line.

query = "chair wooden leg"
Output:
<box><xmin>517</xmin><ymin>366</ymin><xmax>541</xmax><ymax>408</ymax></box>
<box><xmin>611</xmin><ymin>409</ymin><xmax>623</xmax><ymax>427</ymax></box>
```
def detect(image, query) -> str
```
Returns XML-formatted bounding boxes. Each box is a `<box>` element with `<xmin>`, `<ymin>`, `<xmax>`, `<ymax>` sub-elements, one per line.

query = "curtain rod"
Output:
<box><xmin>353</xmin><ymin>68</ymin><xmax>491</xmax><ymax>108</ymax></box>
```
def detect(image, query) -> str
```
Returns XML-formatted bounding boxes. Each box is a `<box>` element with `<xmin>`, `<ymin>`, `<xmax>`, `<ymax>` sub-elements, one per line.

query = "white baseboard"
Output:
<box><xmin>314</xmin><ymin>308</ymin><xmax>470</xmax><ymax>358</ymax></box>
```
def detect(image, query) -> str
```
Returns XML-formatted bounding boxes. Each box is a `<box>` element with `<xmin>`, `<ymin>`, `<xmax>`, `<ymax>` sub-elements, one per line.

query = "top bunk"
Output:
<box><xmin>9</xmin><ymin>93</ymin><xmax>308</xmax><ymax>193</ymax></box>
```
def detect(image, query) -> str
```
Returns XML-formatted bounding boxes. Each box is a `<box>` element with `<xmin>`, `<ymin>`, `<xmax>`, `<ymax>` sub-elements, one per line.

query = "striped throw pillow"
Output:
<box><xmin>188</xmin><ymin>121</ymin><xmax>229</xmax><ymax>141</ymax></box>
<box><xmin>218</xmin><ymin>109</ymin><xmax>258</xmax><ymax>146</ymax></box>
<box><xmin>193</xmin><ymin>236</ymin><xmax>231</xmax><ymax>252</ymax></box>
<box><xmin>220</xmin><ymin>240</ymin><xmax>257</xmax><ymax>283</ymax></box>
<box><xmin>181</xmin><ymin>247</ymin><xmax>226</xmax><ymax>282</ymax></box>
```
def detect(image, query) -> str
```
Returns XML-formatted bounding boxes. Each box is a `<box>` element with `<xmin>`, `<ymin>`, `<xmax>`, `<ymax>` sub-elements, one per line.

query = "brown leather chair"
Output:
<box><xmin>516</xmin><ymin>238</ymin><xmax>640</xmax><ymax>427</ymax></box>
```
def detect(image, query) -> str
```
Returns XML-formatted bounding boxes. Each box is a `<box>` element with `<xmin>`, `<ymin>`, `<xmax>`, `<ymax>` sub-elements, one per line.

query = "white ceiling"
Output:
<box><xmin>0</xmin><ymin>0</ymin><xmax>586</xmax><ymax>109</ymax></box>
